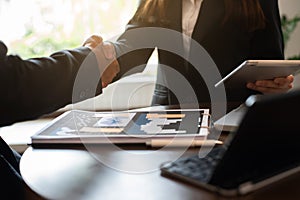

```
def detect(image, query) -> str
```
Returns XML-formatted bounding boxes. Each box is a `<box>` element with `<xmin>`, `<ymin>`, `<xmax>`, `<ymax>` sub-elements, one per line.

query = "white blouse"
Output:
<box><xmin>182</xmin><ymin>0</ymin><xmax>203</xmax><ymax>57</ymax></box>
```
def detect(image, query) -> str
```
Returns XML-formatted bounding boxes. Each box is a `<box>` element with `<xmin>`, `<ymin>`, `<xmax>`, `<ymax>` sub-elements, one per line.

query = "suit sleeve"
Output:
<box><xmin>0</xmin><ymin>41</ymin><xmax>102</xmax><ymax>126</ymax></box>
<box><xmin>112</xmin><ymin>0</ymin><xmax>156</xmax><ymax>80</ymax></box>
<box><xmin>250</xmin><ymin>0</ymin><xmax>284</xmax><ymax>59</ymax></box>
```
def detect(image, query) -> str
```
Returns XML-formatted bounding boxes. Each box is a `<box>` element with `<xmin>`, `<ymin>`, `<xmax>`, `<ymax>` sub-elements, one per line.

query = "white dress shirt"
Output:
<box><xmin>182</xmin><ymin>0</ymin><xmax>203</xmax><ymax>57</ymax></box>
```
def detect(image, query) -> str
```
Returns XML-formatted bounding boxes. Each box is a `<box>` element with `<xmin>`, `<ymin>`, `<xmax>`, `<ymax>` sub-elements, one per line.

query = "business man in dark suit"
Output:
<box><xmin>0</xmin><ymin>37</ymin><xmax>119</xmax><ymax>199</ymax></box>
<box><xmin>90</xmin><ymin>0</ymin><xmax>294</xmax><ymax>111</ymax></box>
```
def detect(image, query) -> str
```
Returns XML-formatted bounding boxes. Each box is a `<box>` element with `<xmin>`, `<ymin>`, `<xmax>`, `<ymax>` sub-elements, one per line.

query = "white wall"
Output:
<box><xmin>279</xmin><ymin>0</ymin><xmax>300</xmax><ymax>89</ymax></box>
<box><xmin>279</xmin><ymin>0</ymin><xmax>300</xmax><ymax>58</ymax></box>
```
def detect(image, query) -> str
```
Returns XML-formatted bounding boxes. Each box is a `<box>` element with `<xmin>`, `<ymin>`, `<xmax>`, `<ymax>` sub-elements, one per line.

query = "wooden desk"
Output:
<box><xmin>19</xmin><ymin>104</ymin><xmax>300</xmax><ymax>200</ymax></box>
<box><xmin>20</xmin><ymin>144</ymin><xmax>300</xmax><ymax>200</ymax></box>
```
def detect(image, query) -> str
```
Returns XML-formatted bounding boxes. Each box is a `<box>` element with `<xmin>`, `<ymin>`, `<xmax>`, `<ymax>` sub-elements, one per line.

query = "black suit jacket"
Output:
<box><xmin>114</xmin><ymin>0</ymin><xmax>284</xmax><ymax>108</ymax></box>
<box><xmin>0</xmin><ymin>41</ymin><xmax>103</xmax><ymax>199</ymax></box>
<box><xmin>0</xmin><ymin>41</ymin><xmax>102</xmax><ymax>126</ymax></box>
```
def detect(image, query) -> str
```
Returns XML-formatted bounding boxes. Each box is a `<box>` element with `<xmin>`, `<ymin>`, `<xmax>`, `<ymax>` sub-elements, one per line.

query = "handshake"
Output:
<box><xmin>83</xmin><ymin>35</ymin><xmax>120</xmax><ymax>88</ymax></box>
<box><xmin>82</xmin><ymin>35</ymin><xmax>295</xmax><ymax>95</ymax></box>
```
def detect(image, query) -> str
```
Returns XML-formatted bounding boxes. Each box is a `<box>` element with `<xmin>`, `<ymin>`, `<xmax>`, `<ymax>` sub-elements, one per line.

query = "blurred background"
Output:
<box><xmin>0</xmin><ymin>0</ymin><xmax>138</xmax><ymax>58</ymax></box>
<box><xmin>0</xmin><ymin>0</ymin><xmax>299</xmax><ymax>60</ymax></box>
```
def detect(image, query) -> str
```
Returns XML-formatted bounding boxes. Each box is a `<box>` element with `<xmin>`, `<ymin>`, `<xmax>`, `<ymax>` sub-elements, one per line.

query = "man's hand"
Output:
<box><xmin>247</xmin><ymin>75</ymin><xmax>294</xmax><ymax>94</ymax></box>
<box><xmin>83</xmin><ymin>35</ymin><xmax>120</xmax><ymax>88</ymax></box>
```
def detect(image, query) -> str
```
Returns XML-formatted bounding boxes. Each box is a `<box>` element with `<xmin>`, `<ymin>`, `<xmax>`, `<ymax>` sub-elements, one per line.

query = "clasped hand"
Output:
<box><xmin>83</xmin><ymin>35</ymin><xmax>120</xmax><ymax>88</ymax></box>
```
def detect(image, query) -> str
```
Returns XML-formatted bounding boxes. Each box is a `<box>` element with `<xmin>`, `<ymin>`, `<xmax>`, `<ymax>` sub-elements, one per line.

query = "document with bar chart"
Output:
<box><xmin>31</xmin><ymin>108</ymin><xmax>211</xmax><ymax>146</ymax></box>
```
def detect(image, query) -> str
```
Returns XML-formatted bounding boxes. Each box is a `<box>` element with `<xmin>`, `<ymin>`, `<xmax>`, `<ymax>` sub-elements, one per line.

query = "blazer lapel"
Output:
<box><xmin>192</xmin><ymin>0</ymin><xmax>225</xmax><ymax>42</ymax></box>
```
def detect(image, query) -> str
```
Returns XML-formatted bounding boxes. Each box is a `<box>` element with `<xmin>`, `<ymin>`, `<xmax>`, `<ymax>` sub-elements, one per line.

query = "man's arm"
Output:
<box><xmin>0</xmin><ymin>41</ymin><xmax>102</xmax><ymax>126</ymax></box>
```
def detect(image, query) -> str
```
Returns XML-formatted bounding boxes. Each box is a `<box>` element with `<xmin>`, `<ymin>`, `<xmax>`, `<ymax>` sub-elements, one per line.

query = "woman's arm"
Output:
<box><xmin>246</xmin><ymin>0</ymin><xmax>294</xmax><ymax>94</ymax></box>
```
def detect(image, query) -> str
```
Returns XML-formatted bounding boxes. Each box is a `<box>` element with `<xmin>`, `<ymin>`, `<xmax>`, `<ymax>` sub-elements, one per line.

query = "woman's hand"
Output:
<box><xmin>246</xmin><ymin>75</ymin><xmax>294</xmax><ymax>94</ymax></box>
<box><xmin>83</xmin><ymin>35</ymin><xmax>120</xmax><ymax>88</ymax></box>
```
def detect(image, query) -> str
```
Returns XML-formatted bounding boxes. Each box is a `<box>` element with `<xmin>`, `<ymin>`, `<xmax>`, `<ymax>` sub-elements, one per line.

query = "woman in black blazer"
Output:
<box><xmin>93</xmin><ymin>0</ymin><xmax>294</xmax><ymax>109</ymax></box>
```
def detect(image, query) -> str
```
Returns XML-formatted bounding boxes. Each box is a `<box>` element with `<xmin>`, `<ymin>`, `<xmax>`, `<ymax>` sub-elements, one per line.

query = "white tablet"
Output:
<box><xmin>215</xmin><ymin>60</ymin><xmax>300</xmax><ymax>88</ymax></box>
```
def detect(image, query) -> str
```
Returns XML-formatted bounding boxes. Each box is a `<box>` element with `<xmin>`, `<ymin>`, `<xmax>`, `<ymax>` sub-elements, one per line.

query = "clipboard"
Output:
<box><xmin>30</xmin><ymin>109</ymin><xmax>220</xmax><ymax>147</ymax></box>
